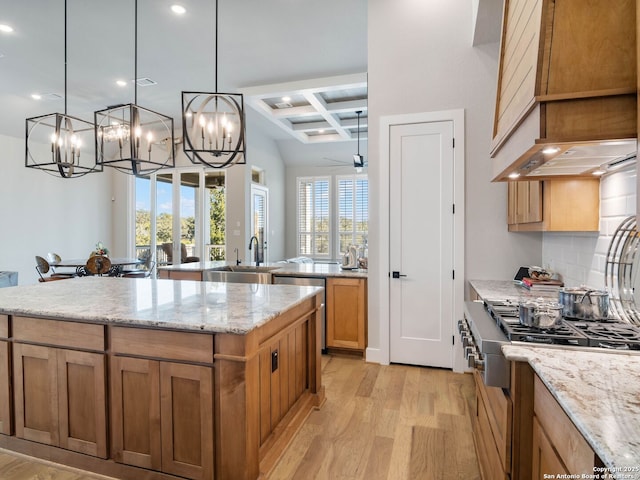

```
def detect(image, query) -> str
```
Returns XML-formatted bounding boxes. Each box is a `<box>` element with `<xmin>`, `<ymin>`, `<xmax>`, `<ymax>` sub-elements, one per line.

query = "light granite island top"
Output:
<box><xmin>0</xmin><ymin>276</ymin><xmax>322</xmax><ymax>334</ymax></box>
<box><xmin>503</xmin><ymin>344</ymin><xmax>640</xmax><ymax>479</ymax></box>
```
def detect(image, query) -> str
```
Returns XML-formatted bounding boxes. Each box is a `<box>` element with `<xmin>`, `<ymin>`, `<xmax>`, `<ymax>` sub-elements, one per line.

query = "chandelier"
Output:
<box><xmin>353</xmin><ymin>110</ymin><xmax>365</xmax><ymax>171</ymax></box>
<box><xmin>25</xmin><ymin>0</ymin><xmax>101</xmax><ymax>179</ymax></box>
<box><xmin>181</xmin><ymin>0</ymin><xmax>246</xmax><ymax>168</ymax></box>
<box><xmin>94</xmin><ymin>0</ymin><xmax>175</xmax><ymax>176</ymax></box>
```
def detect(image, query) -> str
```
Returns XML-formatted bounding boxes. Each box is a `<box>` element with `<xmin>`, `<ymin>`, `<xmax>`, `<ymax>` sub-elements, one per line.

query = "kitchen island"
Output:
<box><xmin>0</xmin><ymin>277</ymin><xmax>324</xmax><ymax>480</ymax></box>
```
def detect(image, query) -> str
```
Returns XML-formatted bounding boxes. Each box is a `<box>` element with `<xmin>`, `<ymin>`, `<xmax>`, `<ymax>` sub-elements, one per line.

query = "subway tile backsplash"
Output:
<box><xmin>542</xmin><ymin>166</ymin><xmax>637</xmax><ymax>288</ymax></box>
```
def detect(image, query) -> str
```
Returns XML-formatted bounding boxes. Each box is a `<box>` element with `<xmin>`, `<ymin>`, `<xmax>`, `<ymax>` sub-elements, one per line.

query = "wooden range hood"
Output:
<box><xmin>490</xmin><ymin>0</ymin><xmax>637</xmax><ymax>182</ymax></box>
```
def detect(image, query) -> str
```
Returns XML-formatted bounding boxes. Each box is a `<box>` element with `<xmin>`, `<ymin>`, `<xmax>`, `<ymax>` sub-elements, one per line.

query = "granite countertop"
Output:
<box><xmin>158</xmin><ymin>261</ymin><xmax>368</xmax><ymax>279</ymax></box>
<box><xmin>503</xmin><ymin>344</ymin><xmax>640</xmax><ymax>479</ymax></box>
<box><xmin>0</xmin><ymin>277</ymin><xmax>322</xmax><ymax>334</ymax></box>
<box><xmin>469</xmin><ymin>279</ymin><xmax>558</xmax><ymax>301</ymax></box>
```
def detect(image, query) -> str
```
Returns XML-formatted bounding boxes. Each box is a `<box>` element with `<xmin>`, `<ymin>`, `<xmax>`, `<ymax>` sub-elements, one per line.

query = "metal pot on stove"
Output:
<box><xmin>558</xmin><ymin>287</ymin><xmax>609</xmax><ymax>320</ymax></box>
<box><xmin>518</xmin><ymin>300</ymin><xmax>564</xmax><ymax>329</ymax></box>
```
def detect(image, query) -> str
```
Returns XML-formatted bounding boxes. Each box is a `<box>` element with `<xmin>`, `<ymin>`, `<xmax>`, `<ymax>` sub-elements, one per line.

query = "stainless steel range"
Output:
<box><xmin>460</xmin><ymin>298</ymin><xmax>640</xmax><ymax>389</ymax></box>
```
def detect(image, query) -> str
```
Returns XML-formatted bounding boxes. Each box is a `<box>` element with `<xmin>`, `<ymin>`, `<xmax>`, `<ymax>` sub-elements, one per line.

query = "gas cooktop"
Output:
<box><xmin>484</xmin><ymin>300</ymin><xmax>640</xmax><ymax>350</ymax></box>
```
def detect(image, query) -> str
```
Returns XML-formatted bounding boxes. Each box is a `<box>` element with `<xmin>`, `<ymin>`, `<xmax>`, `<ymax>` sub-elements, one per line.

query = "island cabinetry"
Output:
<box><xmin>532</xmin><ymin>374</ymin><xmax>600</xmax><ymax>475</ymax></box>
<box><xmin>12</xmin><ymin>316</ymin><xmax>107</xmax><ymax>458</ymax></box>
<box><xmin>0</xmin><ymin>315</ymin><xmax>10</xmax><ymax>435</ymax></box>
<box><xmin>326</xmin><ymin>277</ymin><xmax>367</xmax><ymax>351</ymax></box>
<box><xmin>110</xmin><ymin>327</ymin><xmax>214</xmax><ymax>480</ymax></box>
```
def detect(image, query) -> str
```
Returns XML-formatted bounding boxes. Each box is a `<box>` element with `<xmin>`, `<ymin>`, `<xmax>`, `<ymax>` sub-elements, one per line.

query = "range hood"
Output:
<box><xmin>490</xmin><ymin>0</ymin><xmax>637</xmax><ymax>182</ymax></box>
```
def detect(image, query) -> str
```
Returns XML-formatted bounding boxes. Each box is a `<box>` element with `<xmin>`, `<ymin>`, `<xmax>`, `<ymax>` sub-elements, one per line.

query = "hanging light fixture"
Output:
<box><xmin>353</xmin><ymin>110</ymin><xmax>365</xmax><ymax>171</ymax></box>
<box><xmin>181</xmin><ymin>0</ymin><xmax>246</xmax><ymax>168</ymax></box>
<box><xmin>25</xmin><ymin>0</ymin><xmax>101</xmax><ymax>178</ymax></box>
<box><xmin>94</xmin><ymin>0</ymin><xmax>175</xmax><ymax>176</ymax></box>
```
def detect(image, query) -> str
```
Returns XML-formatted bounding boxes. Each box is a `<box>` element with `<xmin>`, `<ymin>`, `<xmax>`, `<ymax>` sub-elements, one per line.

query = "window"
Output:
<box><xmin>297</xmin><ymin>177</ymin><xmax>331</xmax><ymax>258</ymax></box>
<box><xmin>337</xmin><ymin>175</ymin><xmax>368</xmax><ymax>255</ymax></box>
<box><xmin>296</xmin><ymin>174</ymin><xmax>368</xmax><ymax>260</ymax></box>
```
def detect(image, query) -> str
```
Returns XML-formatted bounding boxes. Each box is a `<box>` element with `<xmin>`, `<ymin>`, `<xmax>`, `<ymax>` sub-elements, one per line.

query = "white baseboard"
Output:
<box><xmin>365</xmin><ymin>347</ymin><xmax>388</xmax><ymax>365</ymax></box>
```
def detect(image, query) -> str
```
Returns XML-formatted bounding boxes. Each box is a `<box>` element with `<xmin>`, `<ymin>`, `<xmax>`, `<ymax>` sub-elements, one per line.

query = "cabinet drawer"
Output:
<box><xmin>534</xmin><ymin>375</ymin><xmax>594</xmax><ymax>472</ymax></box>
<box><xmin>0</xmin><ymin>315</ymin><xmax>7</xmax><ymax>339</ymax></box>
<box><xmin>111</xmin><ymin>326</ymin><xmax>214</xmax><ymax>364</ymax></box>
<box><xmin>13</xmin><ymin>316</ymin><xmax>104</xmax><ymax>351</ymax></box>
<box><xmin>474</xmin><ymin>371</ymin><xmax>511</xmax><ymax>472</ymax></box>
<box><xmin>474</xmin><ymin>385</ymin><xmax>509</xmax><ymax>480</ymax></box>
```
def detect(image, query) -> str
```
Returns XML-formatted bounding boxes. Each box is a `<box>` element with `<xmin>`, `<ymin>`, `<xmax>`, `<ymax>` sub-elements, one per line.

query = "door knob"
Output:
<box><xmin>391</xmin><ymin>271</ymin><xmax>407</xmax><ymax>279</ymax></box>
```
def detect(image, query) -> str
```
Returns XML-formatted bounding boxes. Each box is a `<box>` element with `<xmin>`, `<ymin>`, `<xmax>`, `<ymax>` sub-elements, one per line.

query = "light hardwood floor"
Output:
<box><xmin>0</xmin><ymin>355</ymin><xmax>480</xmax><ymax>480</ymax></box>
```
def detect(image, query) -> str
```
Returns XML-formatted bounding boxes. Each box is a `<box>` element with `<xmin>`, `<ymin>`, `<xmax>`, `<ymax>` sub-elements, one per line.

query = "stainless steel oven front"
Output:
<box><xmin>459</xmin><ymin>301</ymin><xmax>510</xmax><ymax>389</ymax></box>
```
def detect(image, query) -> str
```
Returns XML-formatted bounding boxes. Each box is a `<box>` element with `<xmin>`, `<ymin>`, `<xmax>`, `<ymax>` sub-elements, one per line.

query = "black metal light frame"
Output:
<box><xmin>25</xmin><ymin>0</ymin><xmax>102</xmax><ymax>179</ymax></box>
<box><xmin>94</xmin><ymin>0</ymin><xmax>175</xmax><ymax>176</ymax></box>
<box><xmin>353</xmin><ymin>110</ymin><xmax>365</xmax><ymax>169</ymax></box>
<box><xmin>181</xmin><ymin>0</ymin><xmax>246</xmax><ymax>169</ymax></box>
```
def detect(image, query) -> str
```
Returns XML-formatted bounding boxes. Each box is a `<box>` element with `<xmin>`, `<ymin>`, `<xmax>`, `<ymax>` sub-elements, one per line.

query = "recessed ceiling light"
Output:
<box><xmin>171</xmin><ymin>5</ymin><xmax>186</xmax><ymax>14</ymax></box>
<box><xmin>318</xmin><ymin>129</ymin><xmax>325</xmax><ymax>134</ymax></box>
<box><xmin>0</xmin><ymin>24</ymin><xmax>14</xmax><ymax>33</ymax></box>
<box><xmin>31</xmin><ymin>93</ymin><xmax>42</xmax><ymax>100</ymax></box>
<box><xmin>508</xmin><ymin>172</ymin><xmax>520</xmax><ymax>179</ymax></box>
<box><xmin>542</xmin><ymin>146</ymin><xmax>560</xmax><ymax>155</ymax></box>
<box><xmin>116</xmin><ymin>80</ymin><xmax>127</xmax><ymax>87</ymax></box>
<box><xmin>592</xmin><ymin>170</ymin><xmax>605</xmax><ymax>176</ymax></box>
<box><xmin>282</xmin><ymin>96</ymin><xmax>291</xmax><ymax>102</ymax></box>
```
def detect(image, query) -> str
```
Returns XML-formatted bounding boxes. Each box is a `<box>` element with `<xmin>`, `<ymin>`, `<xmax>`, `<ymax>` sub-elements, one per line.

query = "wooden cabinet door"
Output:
<box><xmin>160</xmin><ymin>361</ymin><xmax>214</xmax><ymax>480</ymax></box>
<box><xmin>326</xmin><ymin>278</ymin><xmax>366</xmax><ymax>350</ymax></box>
<box><xmin>507</xmin><ymin>181</ymin><xmax>543</xmax><ymax>225</ymax></box>
<box><xmin>57</xmin><ymin>349</ymin><xmax>107</xmax><ymax>458</ymax></box>
<box><xmin>110</xmin><ymin>356</ymin><xmax>161</xmax><ymax>471</ymax></box>
<box><xmin>13</xmin><ymin>343</ymin><xmax>59</xmax><ymax>446</ymax></box>
<box><xmin>0</xmin><ymin>340</ymin><xmax>11</xmax><ymax>435</ymax></box>
<box><xmin>532</xmin><ymin>416</ymin><xmax>569</xmax><ymax>478</ymax></box>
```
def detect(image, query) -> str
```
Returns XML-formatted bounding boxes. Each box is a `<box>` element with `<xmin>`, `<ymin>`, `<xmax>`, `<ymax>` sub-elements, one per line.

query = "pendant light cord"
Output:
<box><xmin>214</xmin><ymin>0</ymin><xmax>218</xmax><ymax>92</ymax></box>
<box><xmin>356</xmin><ymin>111</ymin><xmax>361</xmax><ymax>156</ymax></box>
<box><xmin>64</xmin><ymin>0</ymin><xmax>67</xmax><ymax>115</ymax></box>
<box><xmin>134</xmin><ymin>0</ymin><xmax>138</xmax><ymax>104</ymax></box>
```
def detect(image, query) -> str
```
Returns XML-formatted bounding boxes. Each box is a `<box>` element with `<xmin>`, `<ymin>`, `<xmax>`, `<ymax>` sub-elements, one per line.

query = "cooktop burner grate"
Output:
<box><xmin>566</xmin><ymin>320</ymin><xmax>640</xmax><ymax>349</ymax></box>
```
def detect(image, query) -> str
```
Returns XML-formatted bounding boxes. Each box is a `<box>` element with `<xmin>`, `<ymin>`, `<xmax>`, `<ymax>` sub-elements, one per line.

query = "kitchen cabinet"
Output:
<box><xmin>472</xmin><ymin>371</ymin><xmax>511</xmax><ymax>480</ymax></box>
<box><xmin>158</xmin><ymin>269</ymin><xmax>202</xmax><ymax>281</ymax></box>
<box><xmin>110</xmin><ymin>327</ymin><xmax>214</xmax><ymax>480</ymax></box>
<box><xmin>326</xmin><ymin>277</ymin><xmax>367</xmax><ymax>351</ymax></box>
<box><xmin>532</xmin><ymin>374</ymin><xmax>599</xmax><ymax>474</ymax></box>
<box><xmin>507</xmin><ymin>178</ymin><xmax>600</xmax><ymax>232</ymax></box>
<box><xmin>0</xmin><ymin>315</ymin><xmax>10</xmax><ymax>435</ymax></box>
<box><xmin>12</xmin><ymin>317</ymin><xmax>107</xmax><ymax>458</ymax></box>
<box><xmin>491</xmin><ymin>0</ymin><xmax>636</xmax><ymax>181</ymax></box>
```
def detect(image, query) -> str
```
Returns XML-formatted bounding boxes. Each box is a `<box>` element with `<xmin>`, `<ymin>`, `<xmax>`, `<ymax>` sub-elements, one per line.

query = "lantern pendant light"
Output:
<box><xmin>181</xmin><ymin>0</ymin><xmax>246</xmax><ymax>168</ymax></box>
<box><xmin>25</xmin><ymin>0</ymin><xmax>102</xmax><ymax>178</ymax></box>
<box><xmin>94</xmin><ymin>0</ymin><xmax>175</xmax><ymax>176</ymax></box>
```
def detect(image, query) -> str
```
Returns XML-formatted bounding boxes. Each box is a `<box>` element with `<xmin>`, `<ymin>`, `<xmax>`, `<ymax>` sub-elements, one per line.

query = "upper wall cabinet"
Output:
<box><xmin>491</xmin><ymin>0</ymin><xmax>637</xmax><ymax>181</ymax></box>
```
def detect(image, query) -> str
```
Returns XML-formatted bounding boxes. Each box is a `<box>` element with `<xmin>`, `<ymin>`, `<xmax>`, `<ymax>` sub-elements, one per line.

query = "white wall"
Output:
<box><xmin>367</xmin><ymin>0</ymin><xmax>543</xmax><ymax>356</ymax></box>
<box><xmin>543</xmin><ymin>166</ymin><xmax>637</xmax><ymax>288</ymax></box>
<box><xmin>0</xmin><ymin>133</ymin><xmax>114</xmax><ymax>285</ymax></box>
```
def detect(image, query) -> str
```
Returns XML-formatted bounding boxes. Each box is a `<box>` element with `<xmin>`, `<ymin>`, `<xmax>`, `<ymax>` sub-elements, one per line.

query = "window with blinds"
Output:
<box><xmin>297</xmin><ymin>177</ymin><xmax>331</xmax><ymax>257</ymax></box>
<box><xmin>337</xmin><ymin>175</ymin><xmax>368</xmax><ymax>255</ymax></box>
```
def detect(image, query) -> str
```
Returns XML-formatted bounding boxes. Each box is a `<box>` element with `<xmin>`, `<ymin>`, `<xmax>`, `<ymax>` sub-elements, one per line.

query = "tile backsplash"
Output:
<box><xmin>542</xmin><ymin>166</ymin><xmax>637</xmax><ymax>288</ymax></box>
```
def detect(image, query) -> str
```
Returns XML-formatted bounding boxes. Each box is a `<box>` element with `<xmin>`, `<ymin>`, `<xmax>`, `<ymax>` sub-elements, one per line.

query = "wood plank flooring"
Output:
<box><xmin>0</xmin><ymin>355</ymin><xmax>480</xmax><ymax>480</ymax></box>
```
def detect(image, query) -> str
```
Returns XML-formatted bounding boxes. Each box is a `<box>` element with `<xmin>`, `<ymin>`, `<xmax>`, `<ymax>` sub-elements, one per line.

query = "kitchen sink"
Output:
<box><xmin>203</xmin><ymin>265</ymin><xmax>279</xmax><ymax>284</ymax></box>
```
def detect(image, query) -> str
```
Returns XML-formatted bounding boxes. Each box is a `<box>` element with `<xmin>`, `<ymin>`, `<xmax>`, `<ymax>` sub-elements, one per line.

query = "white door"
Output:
<box><xmin>389</xmin><ymin>121</ymin><xmax>454</xmax><ymax>368</ymax></box>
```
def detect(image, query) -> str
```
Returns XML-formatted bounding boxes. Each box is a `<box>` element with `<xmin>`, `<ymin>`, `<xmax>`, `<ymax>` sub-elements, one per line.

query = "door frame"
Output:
<box><xmin>369</xmin><ymin>109</ymin><xmax>465</xmax><ymax>372</ymax></box>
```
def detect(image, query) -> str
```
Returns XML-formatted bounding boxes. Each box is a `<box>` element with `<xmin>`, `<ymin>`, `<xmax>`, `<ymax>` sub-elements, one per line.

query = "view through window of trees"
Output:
<box><xmin>134</xmin><ymin>173</ymin><xmax>226</xmax><ymax>262</ymax></box>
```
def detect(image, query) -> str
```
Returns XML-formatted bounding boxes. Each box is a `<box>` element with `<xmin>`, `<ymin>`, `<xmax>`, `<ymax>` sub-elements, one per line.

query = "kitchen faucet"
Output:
<box><xmin>248</xmin><ymin>236</ymin><xmax>261</xmax><ymax>266</ymax></box>
<box><xmin>234</xmin><ymin>247</ymin><xmax>241</xmax><ymax>266</ymax></box>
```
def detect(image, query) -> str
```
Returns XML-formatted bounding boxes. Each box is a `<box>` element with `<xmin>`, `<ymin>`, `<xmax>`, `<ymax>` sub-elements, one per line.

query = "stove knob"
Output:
<box><xmin>457</xmin><ymin>319</ymin><xmax>465</xmax><ymax>333</ymax></box>
<box><xmin>464</xmin><ymin>346</ymin><xmax>474</xmax><ymax>359</ymax></box>
<box><xmin>467</xmin><ymin>353</ymin><xmax>477</xmax><ymax>369</ymax></box>
<box><xmin>474</xmin><ymin>357</ymin><xmax>485</xmax><ymax>372</ymax></box>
